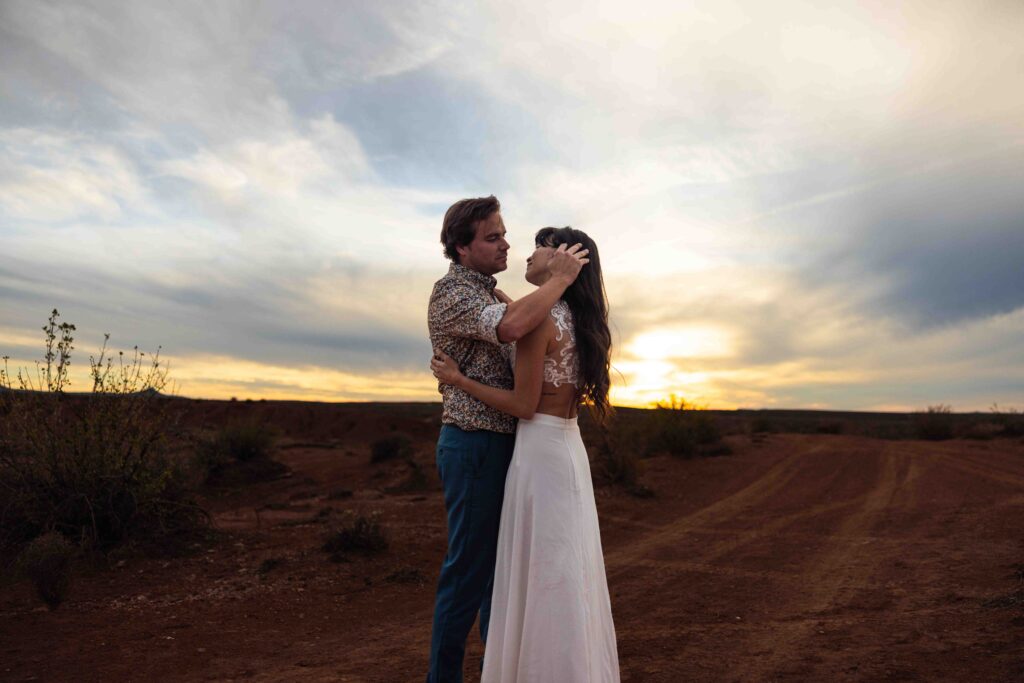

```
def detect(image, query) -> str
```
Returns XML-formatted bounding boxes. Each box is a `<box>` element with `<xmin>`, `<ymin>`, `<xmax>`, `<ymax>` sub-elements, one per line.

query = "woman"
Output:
<box><xmin>431</xmin><ymin>226</ymin><xmax>619</xmax><ymax>682</ymax></box>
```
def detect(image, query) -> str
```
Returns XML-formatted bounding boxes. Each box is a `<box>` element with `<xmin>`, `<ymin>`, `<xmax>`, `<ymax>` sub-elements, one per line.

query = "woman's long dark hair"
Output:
<box><xmin>535</xmin><ymin>227</ymin><xmax>613</xmax><ymax>424</ymax></box>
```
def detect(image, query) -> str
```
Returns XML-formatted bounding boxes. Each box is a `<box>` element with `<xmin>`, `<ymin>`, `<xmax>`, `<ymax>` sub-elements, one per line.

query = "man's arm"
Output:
<box><xmin>496</xmin><ymin>243</ymin><xmax>589</xmax><ymax>343</ymax></box>
<box><xmin>429</xmin><ymin>279</ymin><xmax>507</xmax><ymax>345</ymax></box>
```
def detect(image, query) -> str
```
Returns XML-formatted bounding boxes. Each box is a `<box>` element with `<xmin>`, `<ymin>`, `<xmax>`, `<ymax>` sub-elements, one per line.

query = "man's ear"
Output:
<box><xmin>455</xmin><ymin>243</ymin><xmax>470</xmax><ymax>263</ymax></box>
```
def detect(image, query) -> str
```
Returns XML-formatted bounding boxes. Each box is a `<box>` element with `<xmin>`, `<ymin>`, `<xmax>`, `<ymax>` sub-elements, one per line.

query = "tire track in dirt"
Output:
<box><xmin>605</xmin><ymin>442</ymin><xmax>829</xmax><ymax>575</ymax></box>
<box><xmin>901</xmin><ymin>440</ymin><xmax>1024</xmax><ymax>488</ymax></box>
<box><xmin>723</xmin><ymin>442</ymin><xmax>911</xmax><ymax>682</ymax></box>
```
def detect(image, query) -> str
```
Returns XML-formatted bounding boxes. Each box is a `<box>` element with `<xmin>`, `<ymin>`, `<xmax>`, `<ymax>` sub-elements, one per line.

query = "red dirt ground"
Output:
<box><xmin>2</xmin><ymin>402</ymin><xmax>1022</xmax><ymax>682</ymax></box>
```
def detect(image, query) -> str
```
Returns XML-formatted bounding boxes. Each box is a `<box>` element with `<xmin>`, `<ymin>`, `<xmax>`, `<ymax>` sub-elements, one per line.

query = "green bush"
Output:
<box><xmin>370</xmin><ymin>434</ymin><xmax>413</xmax><ymax>463</ymax></box>
<box><xmin>322</xmin><ymin>511</ymin><xmax>388</xmax><ymax>562</ymax></box>
<box><xmin>19</xmin><ymin>531</ymin><xmax>75</xmax><ymax>609</ymax></box>
<box><xmin>913</xmin><ymin>404</ymin><xmax>954</xmax><ymax>441</ymax></box>
<box><xmin>0</xmin><ymin>311</ymin><xmax>207</xmax><ymax>556</ymax></box>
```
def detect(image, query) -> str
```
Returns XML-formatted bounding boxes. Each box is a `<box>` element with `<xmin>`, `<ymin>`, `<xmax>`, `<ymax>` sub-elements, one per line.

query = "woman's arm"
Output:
<box><xmin>432</xmin><ymin>319</ymin><xmax>551</xmax><ymax>420</ymax></box>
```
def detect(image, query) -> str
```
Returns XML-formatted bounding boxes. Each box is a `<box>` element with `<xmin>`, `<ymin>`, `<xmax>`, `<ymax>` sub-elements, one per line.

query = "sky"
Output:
<box><xmin>1</xmin><ymin>0</ymin><xmax>1023</xmax><ymax>411</ymax></box>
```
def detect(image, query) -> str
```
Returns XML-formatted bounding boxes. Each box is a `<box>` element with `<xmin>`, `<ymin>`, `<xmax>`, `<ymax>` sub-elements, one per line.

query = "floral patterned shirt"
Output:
<box><xmin>428</xmin><ymin>263</ymin><xmax>516</xmax><ymax>433</ymax></box>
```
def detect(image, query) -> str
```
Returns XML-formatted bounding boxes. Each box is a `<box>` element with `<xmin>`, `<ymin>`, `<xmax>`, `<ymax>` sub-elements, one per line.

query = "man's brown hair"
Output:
<box><xmin>440</xmin><ymin>195</ymin><xmax>501</xmax><ymax>262</ymax></box>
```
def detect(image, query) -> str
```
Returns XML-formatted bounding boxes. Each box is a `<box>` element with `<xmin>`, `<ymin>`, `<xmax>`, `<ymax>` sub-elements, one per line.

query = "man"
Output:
<box><xmin>426</xmin><ymin>195</ymin><xmax>587</xmax><ymax>682</ymax></box>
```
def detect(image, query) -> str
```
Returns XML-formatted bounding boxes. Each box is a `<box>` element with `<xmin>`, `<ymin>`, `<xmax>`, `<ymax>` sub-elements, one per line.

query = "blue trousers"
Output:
<box><xmin>426</xmin><ymin>424</ymin><xmax>515</xmax><ymax>683</ymax></box>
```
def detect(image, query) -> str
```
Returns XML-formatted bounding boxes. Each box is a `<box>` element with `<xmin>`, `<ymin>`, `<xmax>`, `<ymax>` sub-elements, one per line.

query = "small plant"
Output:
<box><xmin>385</xmin><ymin>566</ymin><xmax>426</xmax><ymax>584</ymax></box>
<box><xmin>322</xmin><ymin>511</ymin><xmax>388</xmax><ymax>562</ymax></box>
<box><xmin>386</xmin><ymin>460</ymin><xmax>430</xmax><ymax>494</ymax></box>
<box><xmin>257</xmin><ymin>557</ymin><xmax>285</xmax><ymax>575</ymax></box>
<box><xmin>913</xmin><ymin>404</ymin><xmax>954</xmax><ymax>441</ymax></box>
<box><xmin>370</xmin><ymin>434</ymin><xmax>413</xmax><ymax>463</ymax></box>
<box><xmin>326</xmin><ymin>488</ymin><xmax>353</xmax><ymax>500</ymax></box>
<box><xmin>20</xmin><ymin>531</ymin><xmax>75</xmax><ymax>609</ymax></box>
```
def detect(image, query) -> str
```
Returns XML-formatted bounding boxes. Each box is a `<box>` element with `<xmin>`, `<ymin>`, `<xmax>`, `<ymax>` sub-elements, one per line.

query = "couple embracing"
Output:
<box><xmin>426</xmin><ymin>195</ymin><xmax>620</xmax><ymax>682</ymax></box>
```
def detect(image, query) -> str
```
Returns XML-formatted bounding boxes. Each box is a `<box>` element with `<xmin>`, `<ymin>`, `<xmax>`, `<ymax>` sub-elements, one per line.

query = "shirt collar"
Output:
<box><xmin>448</xmin><ymin>262</ymin><xmax>497</xmax><ymax>292</ymax></box>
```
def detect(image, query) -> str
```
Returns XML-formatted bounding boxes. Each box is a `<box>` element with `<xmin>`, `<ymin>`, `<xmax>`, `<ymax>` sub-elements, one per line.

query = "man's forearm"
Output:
<box><xmin>496</xmin><ymin>276</ymin><xmax>571</xmax><ymax>343</ymax></box>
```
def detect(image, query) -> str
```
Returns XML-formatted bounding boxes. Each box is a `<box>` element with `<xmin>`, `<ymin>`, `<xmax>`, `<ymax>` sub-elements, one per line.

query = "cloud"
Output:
<box><xmin>0</xmin><ymin>129</ymin><xmax>146</xmax><ymax>222</ymax></box>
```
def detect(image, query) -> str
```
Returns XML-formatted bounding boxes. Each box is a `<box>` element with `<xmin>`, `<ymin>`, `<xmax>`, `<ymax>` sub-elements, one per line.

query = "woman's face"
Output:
<box><xmin>525</xmin><ymin>243</ymin><xmax>556</xmax><ymax>286</ymax></box>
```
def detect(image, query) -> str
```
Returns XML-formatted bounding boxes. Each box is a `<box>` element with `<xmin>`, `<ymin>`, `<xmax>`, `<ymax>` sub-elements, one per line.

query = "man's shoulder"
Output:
<box><xmin>430</xmin><ymin>270</ymin><xmax>477</xmax><ymax>301</ymax></box>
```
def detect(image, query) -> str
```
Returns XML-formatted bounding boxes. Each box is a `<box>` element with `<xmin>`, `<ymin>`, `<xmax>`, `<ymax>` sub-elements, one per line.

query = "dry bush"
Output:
<box><xmin>0</xmin><ymin>311</ymin><xmax>206</xmax><ymax>557</ymax></box>
<box><xmin>386</xmin><ymin>460</ymin><xmax>431</xmax><ymax>494</ymax></box>
<box><xmin>913</xmin><ymin>404</ymin><xmax>955</xmax><ymax>441</ymax></box>
<box><xmin>750</xmin><ymin>415</ymin><xmax>779</xmax><ymax>435</ymax></box>
<box><xmin>195</xmin><ymin>421</ymin><xmax>284</xmax><ymax>485</ymax></box>
<box><xmin>205</xmin><ymin>422</ymin><xmax>276</xmax><ymax>462</ymax></box>
<box><xmin>815</xmin><ymin>420</ymin><xmax>843</xmax><ymax>435</ymax></box>
<box><xmin>646</xmin><ymin>396</ymin><xmax>726</xmax><ymax>459</ymax></box>
<box><xmin>591</xmin><ymin>416</ymin><xmax>644</xmax><ymax>493</ymax></box>
<box><xmin>990</xmin><ymin>404</ymin><xmax>1024</xmax><ymax>438</ymax></box>
<box><xmin>19</xmin><ymin>531</ymin><xmax>75</xmax><ymax>609</ymax></box>
<box><xmin>322</xmin><ymin>511</ymin><xmax>388</xmax><ymax>562</ymax></box>
<box><xmin>370</xmin><ymin>434</ymin><xmax>413</xmax><ymax>463</ymax></box>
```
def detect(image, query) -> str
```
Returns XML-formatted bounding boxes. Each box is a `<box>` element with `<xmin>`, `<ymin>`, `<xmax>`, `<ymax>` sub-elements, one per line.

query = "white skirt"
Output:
<box><xmin>482</xmin><ymin>414</ymin><xmax>620</xmax><ymax>683</ymax></box>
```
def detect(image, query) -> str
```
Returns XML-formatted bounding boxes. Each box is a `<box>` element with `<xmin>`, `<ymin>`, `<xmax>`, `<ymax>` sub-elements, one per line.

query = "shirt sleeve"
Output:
<box><xmin>429</xmin><ymin>279</ymin><xmax>507</xmax><ymax>345</ymax></box>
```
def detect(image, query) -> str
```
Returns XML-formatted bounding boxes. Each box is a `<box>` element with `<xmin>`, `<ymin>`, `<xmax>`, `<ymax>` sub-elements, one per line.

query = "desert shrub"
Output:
<box><xmin>195</xmin><ymin>421</ymin><xmax>282</xmax><ymax>485</ymax></box>
<box><xmin>386</xmin><ymin>460</ymin><xmax>430</xmax><ymax>494</ymax></box>
<box><xmin>322</xmin><ymin>511</ymin><xmax>388</xmax><ymax>562</ymax></box>
<box><xmin>0</xmin><ymin>311</ymin><xmax>206</xmax><ymax>556</ymax></box>
<box><xmin>959</xmin><ymin>420</ymin><xmax>1001</xmax><ymax>441</ymax></box>
<box><xmin>750</xmin><ymin>415</ymin><xmax>778</xmax><ymax>434</ymax></box>
<box><xmin>646</xmin><ymin>396</ymin><xmax>724</xmax><ymax>459</ymax></box>
<box><xmin>990</xmin><ymin>404</ymin><xmax>1024</xmax><ymax>438</ymax></box>
<box><xmin>20</xmin><ymin>531</ymin><xmax>75</xmax><ymax>609</ymax></box>
<box><xmin>385</xmin><ymin>566</ymin><xmax>426</xmax><ymax>585</ymax></box>
<box><xmin>206</xmin><ymin>422</ymin><xmax>275</xmax><ymax>462</ymax></box>
<box><xmin>913</xmin><ymin>404</ymin><xmax>954</xmax><ymax>441</ymax></box>
<box><xmin>257</xmin><ymin>557</ymin><xmax>285</xmax><ymax>575</ymax></box>
<box><xmin>592</xmin><ymin>417</ymin><xmax>641</xmax><ymax>489</ymax></box>
<box><xmin>370</xmin><ymin>434</ymin><xmax>413</xmax><ymax>463</ymax></box>
<box><xmin>815</xmin><ymin>420</ymin><xmax>843</xmax><ymax>435</ymax></box>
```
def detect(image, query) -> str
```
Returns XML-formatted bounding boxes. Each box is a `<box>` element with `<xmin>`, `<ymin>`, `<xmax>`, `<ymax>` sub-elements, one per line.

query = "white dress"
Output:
<box><xmin>482</xmin><ymin>301</ymin><xmax>620</xmax><ymax>683</ymax></box>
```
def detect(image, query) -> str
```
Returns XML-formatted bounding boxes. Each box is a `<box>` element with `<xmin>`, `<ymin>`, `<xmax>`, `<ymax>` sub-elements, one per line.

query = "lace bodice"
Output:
<box><xmin>509</xmin><ymin>300</ymin><xmax>580</xmax><ymax>387</ymax></box>
<box><xmin>544</xmin><ymin>300</ymin><xmax>580</xmax><ymax>387</ymax></box>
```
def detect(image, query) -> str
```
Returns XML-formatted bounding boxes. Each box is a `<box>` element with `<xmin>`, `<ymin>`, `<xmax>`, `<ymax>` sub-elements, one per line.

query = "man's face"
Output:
<box><xmin>457</xmin><ymin>211</ymin><xmax>509</xmax><ymax>275</ymax></box>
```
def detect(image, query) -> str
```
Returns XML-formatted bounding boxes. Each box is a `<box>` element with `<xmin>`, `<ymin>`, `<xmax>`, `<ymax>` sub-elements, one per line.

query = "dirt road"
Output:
<box><xmin>2</xmin><ymin>428</ymin><xmax>1022</xmax><ymax>682</ymax></box>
